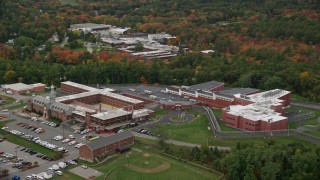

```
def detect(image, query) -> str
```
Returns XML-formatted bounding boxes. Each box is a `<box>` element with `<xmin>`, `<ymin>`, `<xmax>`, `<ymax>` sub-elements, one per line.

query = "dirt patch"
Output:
<box><xmin>143</xmin><ymin>153</ymin><xmax>150</xmax><ymax>157</ymax></box>
<box><xmin>124</xmin><ymin>162</ymin><xmax>171</xmax><ymax>173</ymax></box>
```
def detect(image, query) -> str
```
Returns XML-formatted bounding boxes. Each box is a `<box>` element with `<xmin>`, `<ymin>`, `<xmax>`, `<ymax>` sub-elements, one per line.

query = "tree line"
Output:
<box><xmin>1</xmin><ymin>50</ymin><xmax>320</xmax><ymax>101</ymax></box>
<box><xmin>164</xmin><ymin>141</ymin><xmax>320</xmax><ymax>180</ymax></box>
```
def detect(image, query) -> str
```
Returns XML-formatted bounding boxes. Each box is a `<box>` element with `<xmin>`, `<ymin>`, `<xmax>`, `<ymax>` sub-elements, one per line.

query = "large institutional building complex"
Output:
<box><xmin>164</xmin><ymin>81</ymin><xmax>291</xmax><ymax>131</ymax></box>
<box><xmin>27</xmin><ymin>81</ymin><xmax>153</xmax><ymax>131</ymax></box>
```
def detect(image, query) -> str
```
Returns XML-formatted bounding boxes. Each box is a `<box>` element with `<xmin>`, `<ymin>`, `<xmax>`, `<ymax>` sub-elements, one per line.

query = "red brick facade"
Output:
<box><xmin>79</xmin><ymin>136</ymin><xmax>134</xmax><ymax>162</ymax></box>
<box><xmin>222</xmin><ymin>109</ymin><xmax>288</xmax><ymax>131</ymax></box>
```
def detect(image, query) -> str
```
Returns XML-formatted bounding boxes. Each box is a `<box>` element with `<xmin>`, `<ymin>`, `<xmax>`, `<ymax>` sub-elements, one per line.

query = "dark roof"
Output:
<box><xmin>166</xmin><ymin>87</ymin><xmax>179</xmax><ymax>92</ymax></box>
<box><xmin>180</xmin><ymin>88</ymin><xmax>195</xmax><ymax>94</ymax></box>
<box><xmin>33</xmin><ymin>96</ymin><xmax>50</xmax><ymax>105</ymax></box>
<box><xmin>217</xmin><ymin>88</ymin><xmax>259</xmax><ymax>97</ymax></box>
<box><xmin>189</xmin><ymin>80</ymin><xmax>224</xmax><ymax>91</ymax></box>
<box><xmin>86</xmin><ymin>131</ymin><xmax>133</xmax><ymax>150</ymax></box>
<box><xmin>214</xmin><ymin>91</ymin><xmax>234</xmax><ymax>98</ymax></box>
<box><xmin>196</xmin><ymin>90</ymin><xmax>213</xmax><ymax>96</ymax></box>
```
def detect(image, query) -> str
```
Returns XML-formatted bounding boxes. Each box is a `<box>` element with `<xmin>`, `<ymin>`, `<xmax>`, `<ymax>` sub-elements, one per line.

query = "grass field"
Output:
<box><xmin>151</xmin><ymin>109</ymin><xmax>169</xmax><ymax>120</ymax></box>
<box><xmin>23</xmin><ymin>90</ymin><xmax>47</xmax><ymax>96</ymax></box>
<box><xmin>291</xmin><ymin>94</ymin><xmax>310</xmax><ymax>101</ymax></box>
<box><xmin>6</xmin><ymin>102</ymin><xmax>27</xmax><ymax>110</ymax></box>
<box><xmin>303</xmin><ymin>130</ymin><xmax>320</xmax><ymax>138</ymax></box>
<box><xmin>52</xmin><ymin>172</ymin><xmax>84</xmax><ymax>180</ymax></box>
<box><xmin>0</xmin><ymin>120</ymin><xmax>62</xmax><ymax>159</ymax></box>
<box><xmin>0</xmin><ymin>94</ymin><xmax>16</xmax><ymax>105</ymax></box>
<box><xmin>92</xmin><ymin>146</ymin><xmax>220</xmax><ymax>180</ymax></box>
<box><xmin>151</xmin><ymin>114</ymin><xmax>212</xmax><ymax>145</ymax></box>
<box><xmin>52</xmin><ymin>166</ymin><xmax>85</xmax><ymax>180</ymax></box>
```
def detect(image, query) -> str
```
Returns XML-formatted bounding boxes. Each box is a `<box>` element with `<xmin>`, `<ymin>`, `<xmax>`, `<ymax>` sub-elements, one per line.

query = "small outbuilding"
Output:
<box><xmin>79</xmin><ymin>131</ymin><xmax>134</xmax><ymax>162</ymax></box>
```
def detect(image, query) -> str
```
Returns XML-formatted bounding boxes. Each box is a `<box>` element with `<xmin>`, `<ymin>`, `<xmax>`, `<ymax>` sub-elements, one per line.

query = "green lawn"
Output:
<box><xmin>52</xmin><ymin>166</ymin><xmax>85</xmax><ymax>180</ymax></box>
<box><xmin>92</xmin><ymin>147</ymin><xmax>220</xmax><ymax>180</ymax></box>
<box><xmin>150</xmin><ymin>114</ymin><xmax>212</xmax><ymax>146</ymax></box>
<box><xmin>23</xmin><ymin>90</ymin><xmax>47</xmax><ymax>96</ymax></box>
<box><xmin>0</xmin><ymin>121</ymin><xmax>62</xmax><ymax>159</ymax></box>
<box><xmin>218</xmin><ymin>120</ymin><xmax>240</xmax><ymax>132</ymax></box>
<box><xmin>289</xmin><ymin>122</ymin><xmax>297</xmax><ymax>129</ymax></box>
<box><xmin>0</xmin><ymin>95</ymin><xmax>16</xmax><ymax>105</ymax></box>
<box><xmin>301</xmin><ymin>118</ymin><xmax>319</xmax><ymax>126</ymax></box>
<box><xmin>151</xmin><ymin>109</ymin><xmax>169</xmax><ymax>120</ymax></box>
<box><xmin>291</xmin><ymin>94</ymin><xmax>310</xmax><ymax>102</ymax></box>
<box><xmin>211</xmin><ymin>108</ymin><xmax>222</xmax><ymax>119</ymax></box>
<box><xmin>6</xmin><ymin>103</ymin><xmax>27</xmax><ymax>110</ymax></box>
<box><xmin>52</xmin><ymin>171</ymin><xmax>85</xmax><ymax>180</ymax></box>
<box><xmin>303</xmin><ymin>130</ymin><xmax>320</xmax><ymax>138</ymax></box>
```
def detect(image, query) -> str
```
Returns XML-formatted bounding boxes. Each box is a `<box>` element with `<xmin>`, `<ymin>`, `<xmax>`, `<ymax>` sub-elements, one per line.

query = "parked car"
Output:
<box><xmin>68</xmin><ymin>135</ymin><xmax>75</xmax><ymax>139</ymax></box>
<box><xmin>55</xmin><ymin>171</ymin><xmax>63</xmax><ymax>176</ymax></box>
<box><xmin>68</xmin><ymin>141</ymin><xmax>76</xmax><ymax>146</ymax></box>
<box><xmin>62</xmin><ymin>138</ymin><xmax>70</xmax><ymax>143</ymax></box>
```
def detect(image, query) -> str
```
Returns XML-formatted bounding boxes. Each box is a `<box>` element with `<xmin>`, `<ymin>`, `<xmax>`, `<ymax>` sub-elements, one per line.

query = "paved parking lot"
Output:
<box><xmin>5</xmin><ymin>114</ymin><xmax>83</xmax><ymax>178</ymax></box>
<box><xmin>0</xmin><ymin>141</ymin><xmax>47</xmax><ymax>174</ymax></box>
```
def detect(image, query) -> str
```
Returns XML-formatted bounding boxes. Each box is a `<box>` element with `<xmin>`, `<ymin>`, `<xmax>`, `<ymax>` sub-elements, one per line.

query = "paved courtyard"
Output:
<box><xmin>69</xmin><ymin>166</ymin><xmax>103</xmax><ymax>179</ymax></box>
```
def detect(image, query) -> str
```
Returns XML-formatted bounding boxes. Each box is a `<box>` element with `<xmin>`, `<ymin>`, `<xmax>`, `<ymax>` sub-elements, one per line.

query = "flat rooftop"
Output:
<box><xmin>61</xmin><ymin>81</ymin><xmax>99</xmax><ymax>92</ymax></box>
<box><xmin>247</xmin><ymin>89</ymin><xmax>290</xmax><ymax>103</ymax></box>
<box><xmin>132</xmin><ymin>109</ymin><xmax>154</xmax><ymax>119</ymax></box>
<box><xmin>70</xmin><ymin>23</ymin><xmax>111</xmax><ymax>29</ymax></box>
<box><xmin>226</xmin><ymin>104</ymin><xmax>287</xmax><ymax>122</ymax></box>
<box><xmin>55</xmin><ymin>90</ymin><xmax>143</xmax><ymax>104</ymax></box>
<box><xmin>215</xmin><ymin>88</ymin><xmax>259</xmax><ymax>98</ymax></box>
<box><xmin>4</xmin><ymin>83</ymin><xmax>33</xmax><ymax>91</ymax></box>
<box><xmin>91</xmin><ymin>109</ymin><xmax>130</xmax><ymax>120</ymax></box>
<box><xmin>189</xmin><ymin>80</ymin><xmax>224</xmax><ymax>91</ymax></box>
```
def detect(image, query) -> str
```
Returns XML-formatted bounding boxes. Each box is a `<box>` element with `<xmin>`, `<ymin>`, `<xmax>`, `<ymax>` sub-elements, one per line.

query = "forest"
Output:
<box><xmin>164</xmin><ymin>141</ymin><xmax>320</xmax><ymax>180</ymax></box>
<box><xmin>0</xmin><ymin>0</ymin><xmax>320</xmax><ymax>101</ymax></box>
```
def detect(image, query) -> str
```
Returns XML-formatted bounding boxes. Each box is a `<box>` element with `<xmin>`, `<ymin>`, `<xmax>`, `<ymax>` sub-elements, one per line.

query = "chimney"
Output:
<box><xmin>85</xmin><ymin>112</ymin><xmax>91</xmax><ymax>128</ymax></box>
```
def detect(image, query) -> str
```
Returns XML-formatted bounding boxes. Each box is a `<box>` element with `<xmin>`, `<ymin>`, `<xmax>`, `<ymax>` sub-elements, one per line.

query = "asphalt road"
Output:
<box><xmin>292</xmin><ymin>101</ymin><xmax>320</xmax><ymax>110</ymax></box>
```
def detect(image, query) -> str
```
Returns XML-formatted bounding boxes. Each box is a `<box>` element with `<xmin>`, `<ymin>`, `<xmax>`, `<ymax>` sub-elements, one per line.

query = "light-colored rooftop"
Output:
<box><xmin>69</xmin><ymin>104</ymin><xmax>96</xmax><ymax>113</ymax></box>
<box><xmin>201</xmin><ymin>50</ymin><xmax>215</xmax><ymax>54</ymax></box>
<box><xmin>226</xmin><ymin>104</ymin><xmax>286</xmax><ymax>122</ymax></box>
<box><xmin>132</xmin><ymin>109</ymin><xmax>154</xmax><ymax>119</ymax></box>
<box><xmin>30</xmin><ymin>83</ymin><xmax>46</xmax><ymax>87</ymax></box>
<box><xmin>246</xmin><ymin>89</ymin><xmax>290</xmax><ymax>103</ymax></box>
<box><xmin>56</xmin><ymin>89</ymin><xmax>143</xmax><ymax>104</ymax></box>
<box><xmin>91</xmin><ymin>109</ymin><xmax>131</xmax><ymax>120</ymax></box>
<box><xmin>4</xmin><ymin>83</ymin><xmax>33</xmax><ymax>91</ymax></box>
<box><xmin>99</xmin><ymin>90</ymin><xmax>144</xmax><ymax>104</ymax></box>
<box><xmin>61</xmin><ymin>81</ymin><xmax>99</xmax><ymax>92</ymax></box>
<box><xmin>70</xmin><ymin>23</ymin><xmax>111</xmax><ymax>30</ymax></box>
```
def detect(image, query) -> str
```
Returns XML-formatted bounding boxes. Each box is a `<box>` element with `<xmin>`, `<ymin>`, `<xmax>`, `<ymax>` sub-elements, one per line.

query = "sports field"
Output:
<box><xmin>93</xmin><ymin>148</ymin><xmax>221</xmax><ymax>180</ymax></box>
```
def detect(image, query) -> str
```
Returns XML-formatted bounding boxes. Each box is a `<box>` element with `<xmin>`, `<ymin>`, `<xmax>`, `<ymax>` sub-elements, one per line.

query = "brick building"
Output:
<box><xmin>59</xmin><ymin>81</ymin><xmax>144</xmax><ymax>110</ymax></box>
<box><xmin>4</xmin><ymin>83</ymin><xmax>46</xmax><ymax>95</ymax></box>
<box><xmin>28</xmin><ymin>96</ymin><xmax>74</xmax><ymax>121</ymax></box>
<box><xmin>166</xmin><ymin>83</ymin><xmax>258</xmax><ymax>109</ymax></box>
<box><xmin>222</xmin><ymin>89</ymin><xmax>291</xmax><ymax>131</ymax></box>
<box><xmin>28</xmin><ymin>81</ymin><xmax>151</xmax><ymax>130</ymax></box>
<box><xmin>79</xmin><ymin>131</ymin><xmax>134</xmax><ymax>162</ymax></box>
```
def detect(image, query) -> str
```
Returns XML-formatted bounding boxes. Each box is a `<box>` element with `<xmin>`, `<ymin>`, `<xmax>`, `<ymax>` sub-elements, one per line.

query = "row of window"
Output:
<box><xmin>245</xmin><ymin>122</ymin><xmax>259</xmax><ymax>127</ymax></box>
